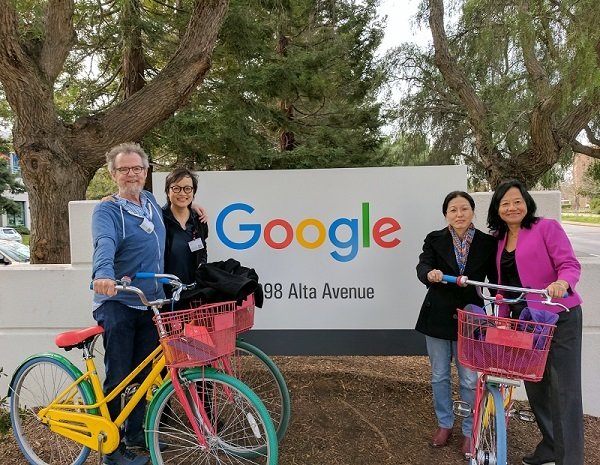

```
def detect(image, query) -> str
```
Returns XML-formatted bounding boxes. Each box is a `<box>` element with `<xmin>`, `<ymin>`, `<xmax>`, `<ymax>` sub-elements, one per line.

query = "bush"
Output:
<box><xmin>590</xmin><ymin>197</ymin><xmax>600</xmax><ymax>214</ymax></box>
<box><xmin>12</xmin><ymin>225</ymin><xmax>30</xmax><ymax>235</ymax></box>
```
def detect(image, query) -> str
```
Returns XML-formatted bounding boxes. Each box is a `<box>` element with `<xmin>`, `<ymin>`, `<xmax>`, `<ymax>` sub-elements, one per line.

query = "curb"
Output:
<box><xmin>562</xmin><ymin>221</ymin><xmax>600</xmax><ymax>227</ymax></box>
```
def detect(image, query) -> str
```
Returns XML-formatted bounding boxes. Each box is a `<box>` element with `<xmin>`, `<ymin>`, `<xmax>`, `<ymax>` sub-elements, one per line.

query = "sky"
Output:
<box><xmin>377</xmin><ymin>0</ymin><xmax>431</xmax><ymax>54</ymax></box>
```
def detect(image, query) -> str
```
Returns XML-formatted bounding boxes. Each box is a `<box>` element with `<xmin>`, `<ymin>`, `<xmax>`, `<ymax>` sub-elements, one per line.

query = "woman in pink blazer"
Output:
<box><xmin>487</xmin><ymin>179</ymin><xmax>583</xmax><ymax>465</ymax></box>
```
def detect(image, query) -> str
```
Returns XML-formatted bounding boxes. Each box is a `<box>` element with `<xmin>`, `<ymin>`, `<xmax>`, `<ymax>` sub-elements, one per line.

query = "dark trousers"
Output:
<box><xmin>524</xmin><ymin>305</ymin><xmax>584</xmax><ymax>465</ymax></box>
<box><xmin>93</xmin><ymin>301</ymin><xmax>159</xmax><ymax>443</ymax></box>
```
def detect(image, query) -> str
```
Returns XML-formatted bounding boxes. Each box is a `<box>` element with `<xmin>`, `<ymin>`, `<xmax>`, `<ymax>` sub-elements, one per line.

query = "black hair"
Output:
<box><xmin>164</xmin><ymin>168</ymin><xmax>198</xmax><ymax>206</ymax></box>
<box><xmin>442</xmin><ymin>191</ymin><xmax>475</xmax><ymax>216</ymax></box>
<box><xmin>487</xmin><ymin>179</ymin><xmax>538</xmax><ymax>238</ymax></box>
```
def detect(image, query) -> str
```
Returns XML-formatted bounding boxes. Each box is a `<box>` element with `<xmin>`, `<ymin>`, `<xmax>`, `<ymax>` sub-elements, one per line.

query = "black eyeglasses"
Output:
<box><xmin>115</xmin><ymin>166</ymin><xmax>145</xmax><ymax>174</ymax></box>
<box><xmin>169</xmin><ymin>185</ymin><xmax>194</xmax><ymax>194</ymax></box>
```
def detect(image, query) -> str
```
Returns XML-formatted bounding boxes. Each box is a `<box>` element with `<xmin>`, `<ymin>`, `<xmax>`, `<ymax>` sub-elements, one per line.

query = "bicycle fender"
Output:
<box><xmin>8</xmin><ymin>352</ymin><xmax>97</xmax><ymax>410</ymax></box>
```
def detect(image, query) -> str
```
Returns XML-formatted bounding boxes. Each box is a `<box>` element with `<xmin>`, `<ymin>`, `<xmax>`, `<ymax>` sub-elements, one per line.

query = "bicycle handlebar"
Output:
<box><xmin>92</xmin><ymin>272</ymin><xmax>196</xmax><ymax>309</ymax></box>
<box><xmin>441</xmin><ymin>274</ymin><xmax>569</xmax><ymax>312</ymax></box>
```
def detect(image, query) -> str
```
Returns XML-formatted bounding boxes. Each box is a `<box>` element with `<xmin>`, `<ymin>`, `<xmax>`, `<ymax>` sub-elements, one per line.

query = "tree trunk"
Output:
<box><xmin>276</xmin><ymin>31</ymin><xmax>295</xmax><ymax>152</ymax></box>
<box><xmin>0</xmin><ymin>0</ymin><xmax>229</xmax><ymax>263</ymax></box>
<box><xmin>19</xmin><ymin>148</ymin><xmax>94</xmax><ymax>263</ymax></box>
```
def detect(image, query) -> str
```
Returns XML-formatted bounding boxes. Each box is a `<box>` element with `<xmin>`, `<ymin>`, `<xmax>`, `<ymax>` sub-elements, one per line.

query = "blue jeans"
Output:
<box><xmin>425</xmin><ymin>335</ymin><xmax>477</xmax><ymax>436</ymax></box>
<box><xmin>93</xmin><ymin>301</ymin><xmax>158</xmax><ymax>443</ymax></box>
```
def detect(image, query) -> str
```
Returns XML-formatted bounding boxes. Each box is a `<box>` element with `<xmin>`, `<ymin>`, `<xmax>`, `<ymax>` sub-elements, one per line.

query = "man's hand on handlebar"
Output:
<box><xmin>93</xmin><ymin>278</ymin><xmax>117</xmax><ymax>296</ymax></box>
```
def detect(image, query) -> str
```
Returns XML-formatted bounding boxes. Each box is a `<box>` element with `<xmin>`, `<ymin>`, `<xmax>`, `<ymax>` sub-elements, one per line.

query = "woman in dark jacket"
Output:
<box><xmin>416</xmin><ymin>191</ymin><xmax>496</xmax><ymax>457</ymax></box>
<box><xmin>162</xmin><ymin>168</ymin><xmax>208</xmax><ymax>308</ymax></box>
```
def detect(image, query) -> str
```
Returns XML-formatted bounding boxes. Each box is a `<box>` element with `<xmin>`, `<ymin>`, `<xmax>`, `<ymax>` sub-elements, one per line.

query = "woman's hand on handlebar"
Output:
<box><xmin>93</xmin><ymin>278</ymin><xmax>117</xmax><ymax>296</ymax></box>
<box><xmin>427</xmin><ymin>269</ymin><xmax>444</xmax><ymax>283</ymax></box>
<box><xmin>547</xmin><ymin>280</ymin><xmax>569</xmax><ymax>299</ymax></box>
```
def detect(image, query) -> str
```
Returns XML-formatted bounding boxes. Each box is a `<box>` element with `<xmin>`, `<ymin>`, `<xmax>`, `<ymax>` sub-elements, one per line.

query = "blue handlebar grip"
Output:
<box><xmin>135</xmin><ymin>272</ymin><xmax>156</xmax><ymax>279</ymax></box>
<box><xmin>89</xmin><ymin>281</ymin><xmax>93</xmax><ymax>290</ymax></box>
<box><xmin>442</xmin><ymin>274</ymin><xmax>457</xmax><ymax>283</ymax></box>
<box><xmin>562</xmin><ymin>292</ymin><xmax>569</xmax><ymax>298</ymax></box>
<box><xmin>158</xmin><ymin>277</ymin><xmax>171</xmax><ymax>285</ymax></box>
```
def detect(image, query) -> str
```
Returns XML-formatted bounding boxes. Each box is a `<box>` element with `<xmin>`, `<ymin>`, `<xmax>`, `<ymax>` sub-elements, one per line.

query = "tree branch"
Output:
<box><xmin>570</xmin><ymin>140</ymin><xmax>600</xmax><ymax>160</ymax></box>
<box><xmin>428</xmin><ymin>0</ymin><xmax>496</xmax><ymax>171</ymax></box>
<box><xmin>74</xmin><ymin>0</ymin><xmax>229</xmax><ymax>146</ymax></box>
<box><xmin>558</xmin><ymin>102</ymin><xmax>595</xmax><ymax>142</ymax></box>
<box><xmin>584</xmin><ymin>125</ymin><xmax>600</xmax><ymax>146</ymax></box>
<box><xmin>40</xmin><ymin>0</ymin><xmax>76</xmax><ymax>82</ymax></box>
<box><xmin>0</xmin><ymin>1</ymin><xmax>58</xmax><ymax>132</ymax></box>
<box><xmin>0</xmin><ymin>2</ymin><xmax>30</xmax><ymax>79</ymax></box>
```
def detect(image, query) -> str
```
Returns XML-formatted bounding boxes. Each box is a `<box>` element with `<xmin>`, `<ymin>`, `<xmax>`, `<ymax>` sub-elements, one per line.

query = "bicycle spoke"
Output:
<box><xmin>10</xmin><ymin>357</ymin><xmax>92</xmax><ymax>465</ymax></box>
<box><xmin>147</xmin><ymin>371</ymin><xmax>277</xmax><ymax>464</ymax></box>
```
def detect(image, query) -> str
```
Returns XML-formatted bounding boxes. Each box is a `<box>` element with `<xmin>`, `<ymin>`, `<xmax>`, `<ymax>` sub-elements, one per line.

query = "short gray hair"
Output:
<box><xmin>106</xmin><ymin>142</ymin><xmax>150</xmax><ymax>172</ymax></box>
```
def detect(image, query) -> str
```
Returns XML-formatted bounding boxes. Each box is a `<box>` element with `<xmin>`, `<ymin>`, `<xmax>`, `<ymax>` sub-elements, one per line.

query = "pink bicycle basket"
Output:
<box><xmin>154</xmin><ymin>302</ymin><xmax>237</xmax><ymax>368</ymax></box>
<box><xmin>457</xmin><ymin>308</ymin><xmax>556</xmax><ymax>382</ymax></box>
<box><xmin>187</xmin><ymin>294</ymin><xmax>255</xmax><ymax>336</ymax></box>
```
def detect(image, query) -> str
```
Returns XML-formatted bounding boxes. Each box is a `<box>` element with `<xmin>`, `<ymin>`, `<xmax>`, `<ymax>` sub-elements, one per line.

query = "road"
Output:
<box><xmin>563</xmin><ymin>223</ymin><xmax>600</xmax><ymax>258</ymax></box>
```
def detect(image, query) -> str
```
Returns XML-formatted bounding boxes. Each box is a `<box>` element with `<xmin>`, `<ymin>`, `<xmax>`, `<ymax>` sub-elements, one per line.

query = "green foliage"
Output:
<box><xmin>0</xmin><ymin>156</ymin><xmax>25</xmax><ymax>215</ymax></box>
<box><xmin>378</xmin><ymin>132</ymin><xmax>435</xmax><ymax>166</ymax></box>
<box><xmin>388</xmin><ymin>0</ymin><xmax>600</xmax><ymax>186</ymax></box>
<box><xmin>143</xmin><ymin>0</ymin><xmax>390</xmax><ymax>170</ymax></box>
<box><xmin>586</xmin><ymin>160</ymin><xmax>600</xmax><ymax>186</ymax></box>
<box><xmin>3</xmin><ymin>0</ymin><xmax>391</xmax><ymax>178</ymax></box>
<box><xmin>12</xmin><ymin>225</ymin><xmax>30</xmax><ymax>235</ymax></box>
<box><xmin>590</xmin><ymin>197</ymin><xmax>600</xmax><ymax>215</ymax></box>
<box><xmin>0</xmin><ymin>367</ymin><xmax>9</xmax><ymax>438</ymax></box>
<box><xmin>86</xmin><ymin>167</ymin><xmax>116</xmax><ymax>200</ymax></box>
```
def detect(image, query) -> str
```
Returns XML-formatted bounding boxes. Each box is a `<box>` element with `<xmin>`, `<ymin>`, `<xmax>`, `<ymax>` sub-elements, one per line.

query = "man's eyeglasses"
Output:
<box><xmin>115</xmin><ymin>166</ymin><xmax>145</xmax><ymax>175</ymax></box>
<box><xmin>169</xmin><ymin>185</ymin><xmax>194</xmax><ymax>194</ymax></box>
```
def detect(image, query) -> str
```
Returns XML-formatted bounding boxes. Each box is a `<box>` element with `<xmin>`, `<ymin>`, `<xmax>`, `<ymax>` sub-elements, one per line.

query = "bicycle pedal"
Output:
<box><xmin>453</xmin><ymin>400</ymin><xmax>472</xmax><ymax>418</ymax></box>
<box><xmin>515</xmin><ymin>409</ymin><xmax>536</xmax><ymax>422</ymax></box>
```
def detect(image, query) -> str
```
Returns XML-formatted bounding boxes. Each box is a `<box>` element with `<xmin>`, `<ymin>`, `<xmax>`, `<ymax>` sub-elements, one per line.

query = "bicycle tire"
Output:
<box><xmin>231</xmin><ymin>339</ymin><xmax>291</xmax><ymax>441</ymax></box>
<box><xmin>471</xmin><ymin>384</ymin><xmax>507</xmax><ymax>465</ymax></box>
<box><xmin>9</xmin><ymin>355</ymin><xmax>94</xmax><ymax>465</ymax></box>
<box><xmin>146</xmin><ymin>368</ymin><xmax>278</xmax><ymax>465</ymax></box>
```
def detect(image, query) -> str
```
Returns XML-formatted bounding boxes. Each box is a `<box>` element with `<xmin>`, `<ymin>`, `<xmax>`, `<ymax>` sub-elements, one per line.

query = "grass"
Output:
<box><xmin>562</xmin><ymin>213</ymin><xmax>600</xmax><ymax>224</ymax></box>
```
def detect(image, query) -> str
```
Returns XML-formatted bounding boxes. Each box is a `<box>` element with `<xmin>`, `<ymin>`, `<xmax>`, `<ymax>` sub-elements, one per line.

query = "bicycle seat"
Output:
<box><xmin>55</xmin><ymin>326</ymin><xmax>104</xmax><ymax>350</ymax></box>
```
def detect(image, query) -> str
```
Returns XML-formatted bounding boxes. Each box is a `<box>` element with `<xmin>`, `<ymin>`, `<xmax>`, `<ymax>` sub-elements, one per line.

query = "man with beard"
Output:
<box><xmin>91</xmin><ymin>142</ymin><xmax>165</xmax><ymax>465</ymax></box>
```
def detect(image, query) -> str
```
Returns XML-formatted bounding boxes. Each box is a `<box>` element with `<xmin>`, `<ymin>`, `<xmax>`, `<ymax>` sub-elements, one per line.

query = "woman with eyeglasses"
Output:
<box><xmin>162</xmin><ymin>168</ymin><xmax>208</xmax><ymax>308</ymax></box>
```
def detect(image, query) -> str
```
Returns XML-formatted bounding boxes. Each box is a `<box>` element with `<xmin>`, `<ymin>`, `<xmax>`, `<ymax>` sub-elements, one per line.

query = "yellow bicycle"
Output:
<box><xmin>8</xmin><ymin>273</ymin><xmax>278</xmax><ymax>465</ymax></box>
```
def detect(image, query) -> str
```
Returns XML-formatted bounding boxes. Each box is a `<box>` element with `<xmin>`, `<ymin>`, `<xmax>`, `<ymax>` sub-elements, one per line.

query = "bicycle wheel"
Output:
<box><xmin>146</xmin><ymin>368</ymin><xmax>278</xmax><ymax>465</ymax></box>
<box><xmin>9</xmin><ymin>355</ymin><xmax>94</xmax><ymax>465</ymax></box>
<box><xmin>230</xmin><ymin>339</ymin><xmax>291</xmax><ymax>441</ymax></box>
<box><xmin>471</xmin><ymin>384</ymin><xmax>507</xmax><ymax>465</ymax></box>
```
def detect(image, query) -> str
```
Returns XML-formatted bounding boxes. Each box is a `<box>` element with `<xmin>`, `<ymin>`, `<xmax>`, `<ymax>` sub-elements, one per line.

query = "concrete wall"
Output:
<box><xmin>1</xmin><ymin>194</ymin><xmax>599</xmax><ymax>417</ymax></box>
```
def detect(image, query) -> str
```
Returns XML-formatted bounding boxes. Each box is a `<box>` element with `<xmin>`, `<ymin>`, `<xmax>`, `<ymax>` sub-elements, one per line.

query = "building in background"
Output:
<box><xmin>0</xmin><ymin>152</ymin><xmax>30</xmax><ymax>228</ymax></box>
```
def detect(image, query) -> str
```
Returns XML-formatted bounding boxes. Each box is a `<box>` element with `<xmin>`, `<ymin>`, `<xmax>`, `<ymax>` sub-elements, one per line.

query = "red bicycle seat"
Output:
<box><xmin>55</xmin><ymin>326</ymin><xmax>104</xmax><ymax>349</ymax></box>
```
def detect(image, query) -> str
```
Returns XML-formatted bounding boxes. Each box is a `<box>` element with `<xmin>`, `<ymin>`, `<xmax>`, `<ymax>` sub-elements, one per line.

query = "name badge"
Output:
<box><xmin>188</xmin><ymin>238</ymin><xmax>205</xmax><ymax>252</ymax></box>
<box><xmin>140</xmin><ymin>217</ymin><xmax>155</xmax><ymax>233</ymax></box>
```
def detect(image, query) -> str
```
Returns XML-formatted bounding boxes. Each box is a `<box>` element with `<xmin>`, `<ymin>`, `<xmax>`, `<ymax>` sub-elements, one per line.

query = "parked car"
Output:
<box><xmin>0</xmin><ymin>227</ymin><xmax>22</xmax><ymax>242</ymax></box>
<box><xmin>0</xmin><ymin>239</ymin><xmax>30</xmax><ymax>265</ymax></box>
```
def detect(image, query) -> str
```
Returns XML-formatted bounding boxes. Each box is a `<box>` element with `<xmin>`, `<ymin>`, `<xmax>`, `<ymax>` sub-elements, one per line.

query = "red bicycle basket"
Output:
<box><xmin>457</xmin><ymin>308</ymin><xmax>556</xmax><ymax>382</ymax></box>
<box><xmin>186</xmin><ymin>294</ymin><xmax>255</xmax><ymax>336</ymax></box>
<box><xmin>154</xmin><ymin>302</ymin><xmax>238</xmax><ymax>368</ymax></box>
